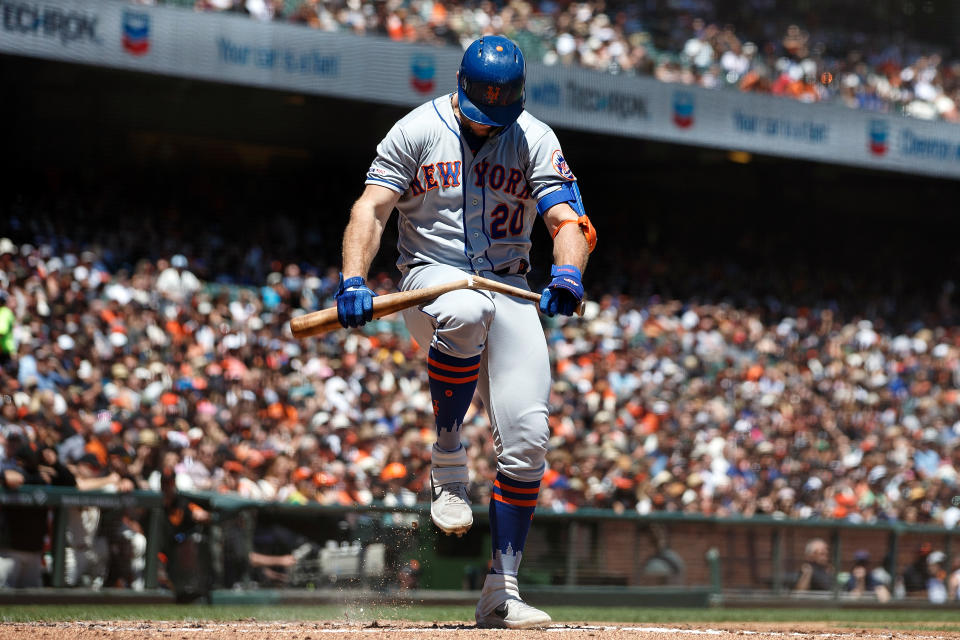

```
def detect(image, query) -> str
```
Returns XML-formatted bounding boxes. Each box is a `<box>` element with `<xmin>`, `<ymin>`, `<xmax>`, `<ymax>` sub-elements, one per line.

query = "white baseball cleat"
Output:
<box><xmin>430</xmin><ymin>445</ymin><xmax>473</xmax><ymax>535</ymax></box>
<box><xmin>475</xmin><ymin>573</ymin><xmax>551</xmax><ymax>629</ymax></box>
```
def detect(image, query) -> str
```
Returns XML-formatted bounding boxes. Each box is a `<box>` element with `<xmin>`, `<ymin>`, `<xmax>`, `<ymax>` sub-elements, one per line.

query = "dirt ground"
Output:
<box><xmin>6</xmin><ymin>621</ymin><xmax>960</xmax><ymax>640</ymax></box>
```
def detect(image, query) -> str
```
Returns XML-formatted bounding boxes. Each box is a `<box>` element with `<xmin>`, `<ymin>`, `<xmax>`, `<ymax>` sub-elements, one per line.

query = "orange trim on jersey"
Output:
<box><xmin>428</xmin><ymin>371</ymin><xmax>480</xmax><ymax>384</ymax></box>
<box><xmin>493</xmin><ymin>493</ymin><xmax>538</xmax><ymax>507</ymax></box>
<box><xmin>494</xmin><ymin>480</ymin><xmax>540</xmax><ymax>494</ymax></box>
<box><xmin>427</xmin><ymin>357</ymin><xmax>481</xmax><ymax>373</ymax></box>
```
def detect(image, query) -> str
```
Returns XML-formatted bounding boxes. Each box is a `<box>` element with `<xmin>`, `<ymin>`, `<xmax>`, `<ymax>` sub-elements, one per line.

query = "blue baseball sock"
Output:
<box><xmin>427</xmin><ymin>347</ymin><xmax>481</xmax><ymax>452</ymax></box>
<box><xmin>489</xmin><ymin>471</ymin><xmax>540</xmax><ymax>575</ymax></box>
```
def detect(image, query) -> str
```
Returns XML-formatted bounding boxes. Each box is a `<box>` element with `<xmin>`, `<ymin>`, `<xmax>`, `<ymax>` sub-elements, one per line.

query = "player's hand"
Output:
<box><xmin>539</xmin><ymin>264</ymin><xmax>583</xmax><ymax>317</ymax></box>
<box><xmin>336</xmin><ymin>274</ymin><xmax>377</xmax><ymax>328</ymax></box>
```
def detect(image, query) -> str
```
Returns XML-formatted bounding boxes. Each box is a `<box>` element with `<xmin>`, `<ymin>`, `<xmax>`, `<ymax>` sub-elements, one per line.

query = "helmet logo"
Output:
<box><xmin>459</xmin><ymin>36</ymin><xmax>525</xmax><ymax>126</ymax></box>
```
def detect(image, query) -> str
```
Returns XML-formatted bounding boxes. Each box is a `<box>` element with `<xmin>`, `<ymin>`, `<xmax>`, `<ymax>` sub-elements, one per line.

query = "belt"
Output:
<box><xmin>405</xmin><ymin>260</ymin><xmax>529</xmax><ymax>276</ymax></box>
<box><xmin>493</xmin><ymin>259</ymin><xmax>529</xmax><ymax>276</ymax></box>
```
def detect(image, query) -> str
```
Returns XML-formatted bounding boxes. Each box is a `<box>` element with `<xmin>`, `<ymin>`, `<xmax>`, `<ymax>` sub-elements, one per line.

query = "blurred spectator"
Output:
<box><xmin>948</xmin><ymin>557</ymin><xmax>960</xmax><ymax>602</ymax></box>
<box><xmin>64</xmin><ymin>472</ymin><xmax>109</xmax><ymax>587</ymax></box>
<box><xmin>795</xmin><ymin>537</ymin><xmax>833</xmax><ymax>591</ymax></box>
<box><xmin>160</xmin><ymin>467</ymin><xmax>212</xmax><ymax>601</ymax></box>
<box><xmin>844</xmin><ymin>550</ymin><xmax>890</xmax><ymax>602</ymax></box>
<box><xmin>903</xmin><ymin>544</ymin><xmax>935</xmax><ymax>596</ymax></box>
<box><xmin>156</xmin><ymin>254</ymin><xmax>201</xmax><ymax>303</ymax></box>
<box><xmin>0</xmin><ymin>443</ymin><xmax>76</xmax><ymax>588</ymax></box>
<box><xmin>63</xmin><ymin>452</ymin><xmax>129</xmax><ymax>588</ymax></box>
<box><xmin>926</xmin><ymin>550</ymin><xmax>949</xmax><ymax>603</ymax></box>
<box><xmin>0</xmin><ymin>289</ymin><xmax>14</xmax><ymax>370</ymax></box>
<box><xmin>97</xmin><ymin>443</ymin><xmax>148</xmax><ymax>589</ymax></box>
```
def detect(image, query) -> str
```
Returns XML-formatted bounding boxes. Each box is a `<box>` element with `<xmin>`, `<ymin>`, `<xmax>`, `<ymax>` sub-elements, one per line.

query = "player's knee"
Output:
<box><xmin>497</xmin><ymin>448</ymin><xmax>547</xmax><ymax>483</ymax></box>
<box><xmin>497</xmin><ymin>429</ymin><xmax>549</xmax><ymax>482</ymax></box>
<box><xmin>448</xmin><ymin>290</ymin><xmax>495</xmax><ymax>327</ymax></box>
<box><xmin>433</xmin><ymin>291</ymin><xmax>495</xmax><ymax>356</ymax></box>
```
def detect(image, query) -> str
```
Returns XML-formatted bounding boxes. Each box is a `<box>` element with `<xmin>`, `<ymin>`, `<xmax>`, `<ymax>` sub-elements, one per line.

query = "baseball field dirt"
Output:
<box><xmin>5</xmin><ymin>620</ymin><xmax>960</xmax><ymax>640</ymax></box>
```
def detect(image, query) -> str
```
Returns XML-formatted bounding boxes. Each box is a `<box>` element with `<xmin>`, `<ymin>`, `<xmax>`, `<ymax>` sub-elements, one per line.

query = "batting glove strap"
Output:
<box><xmin>548</xmin><ymin>264</ymin><xmax>584</xmax><ymax>299</ymax></box>
<box><xmin>336</xmin><ymin>274</ymin><xmax>376</xmax><ymax>328</ymax></box>
<box><xmin>337</xmin><ymin>275</ymin><xmax>367</xmax><ymax>292</ymax></box>
<box><xmin>539</xmin><ymin>264</ymin><xmax>583</xmax><ymax>317</ymax></box>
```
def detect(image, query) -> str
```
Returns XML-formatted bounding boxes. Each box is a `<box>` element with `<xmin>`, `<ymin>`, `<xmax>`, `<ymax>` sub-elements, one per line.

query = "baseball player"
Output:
<box><xmin>336</xmin><ymin>35</ymin><xmax>596</xmax><ymax>628</ymax></box>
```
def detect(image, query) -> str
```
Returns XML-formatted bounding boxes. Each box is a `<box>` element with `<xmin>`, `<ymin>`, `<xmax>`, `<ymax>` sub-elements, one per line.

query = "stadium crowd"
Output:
<box><xmin>2</xmin><ymin>226</ymin><xmax>959</xmax><ymax>530</ymax></box>
<box><xmin>137</xmin><ymin>0</ymin><xmax>960</xmax><ymax>121</ymax></box>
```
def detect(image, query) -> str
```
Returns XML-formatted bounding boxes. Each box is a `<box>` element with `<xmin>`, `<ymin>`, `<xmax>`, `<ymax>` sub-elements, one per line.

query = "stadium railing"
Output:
<box><xmin>3</xmin><ymin>486</ymin><xmax>959</xmax><ymax>606</ymax></box>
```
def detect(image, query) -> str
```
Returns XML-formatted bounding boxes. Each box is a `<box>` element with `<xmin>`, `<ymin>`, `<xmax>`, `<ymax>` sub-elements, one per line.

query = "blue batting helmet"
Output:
<box><xmin>458</xmin><ymin>36</ymin><xmax>525</xmax><ymax>128</ymax></box>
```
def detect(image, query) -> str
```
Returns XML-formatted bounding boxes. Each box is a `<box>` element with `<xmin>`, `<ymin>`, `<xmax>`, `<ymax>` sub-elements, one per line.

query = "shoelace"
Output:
<box><xmin>437</xmin><ymin>481</ymin><xmax>470</xmax><ymax>505</ymax></box>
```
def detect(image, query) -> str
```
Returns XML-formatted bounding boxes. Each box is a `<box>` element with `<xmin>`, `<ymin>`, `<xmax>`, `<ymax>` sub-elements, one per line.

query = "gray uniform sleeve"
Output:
<box><xmin>525</xmin><ymin>127</ymin><xmax>576</xmax><ymax>203</ymax></box>
<box><xmin>366</xmin><ymin>122</ymin><xmax>421</xmax><ymax>194</ymax></box>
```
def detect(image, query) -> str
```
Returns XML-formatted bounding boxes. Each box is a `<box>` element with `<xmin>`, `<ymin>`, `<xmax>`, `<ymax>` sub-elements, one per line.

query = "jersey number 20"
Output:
<box><xmin>490</xmin><ymin>204</ymin><xmax>524</xmax><ymax>239</ymax></box>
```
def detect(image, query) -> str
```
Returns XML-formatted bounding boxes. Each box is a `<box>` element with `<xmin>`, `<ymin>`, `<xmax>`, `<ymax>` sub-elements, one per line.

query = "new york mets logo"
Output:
<box><xmin>410</xmin><ymin>54</ymin><xmax>436</xmax><ymax>94</ymax></box>
<box><xmin>551</xmin><ymin>150</ymin><xmax>575</xmax><ymax>181</ymax></box>
<box><xmin>672</xmin><ymin>91</ymin><xmax>694</xmax><ymax>129</ymax></box>
<box><xmin>122</xmin><ymin>10</ymin><xmax>150</xmax><ymax>56</ymax></box>
<box><xmin>868</xmin><ymin>119</ymin><xmax>889</xmax><ymax>156</ymax></box>
<box><xmin>485</xmin><ymin>86</ymin><xmax>502</xmax><ymax>104</ymax></box>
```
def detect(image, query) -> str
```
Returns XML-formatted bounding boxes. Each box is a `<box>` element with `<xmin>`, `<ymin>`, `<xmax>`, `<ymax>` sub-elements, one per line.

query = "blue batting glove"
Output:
<box><xmin>539</xmin><ymin>264</ymin><xmax>583</xmax><ymax>317</ymax></box>
<box><xmin>336</xmin><ymin>274</ymin><xmax>376</xmax><ymax>328</ymax></box>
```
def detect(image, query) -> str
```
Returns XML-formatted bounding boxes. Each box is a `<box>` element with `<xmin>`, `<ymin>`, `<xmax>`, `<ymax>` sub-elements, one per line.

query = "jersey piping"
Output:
<box><xmin>432</xmin><ymin>96</ymin><xmax>473</xmax><ymax>268</ymax></box>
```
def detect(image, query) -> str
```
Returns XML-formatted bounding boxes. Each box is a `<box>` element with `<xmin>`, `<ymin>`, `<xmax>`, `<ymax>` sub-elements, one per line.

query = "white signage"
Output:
<box><xmin>2</xmin><ymin>0</ymin><xmax>959</xmax><ymax>179</ymax></box>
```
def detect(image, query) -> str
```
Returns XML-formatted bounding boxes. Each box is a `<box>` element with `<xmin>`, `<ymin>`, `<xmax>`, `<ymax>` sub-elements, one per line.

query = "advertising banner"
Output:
<box><xmin>2</xmin><ymin>0</ymin><xmax>960</xmax><ymax>179</ymax></box>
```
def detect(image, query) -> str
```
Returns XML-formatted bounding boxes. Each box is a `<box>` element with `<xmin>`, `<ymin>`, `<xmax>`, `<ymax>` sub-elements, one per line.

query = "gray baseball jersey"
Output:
<box><xmin>365</xmin><ymin>93</ymin><xmax>576</xmax><ymax>275</ymax></box>
<box><xmin>365</xmin><ymin>94</ymin><xmax>579</xmax><ymax>482</ymax></box>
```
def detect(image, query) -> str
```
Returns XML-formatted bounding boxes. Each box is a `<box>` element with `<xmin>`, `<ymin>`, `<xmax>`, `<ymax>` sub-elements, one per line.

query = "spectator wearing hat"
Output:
<box><xmin>795</xmin><ymin>537</ymin><xmax>834</xmax><ymax>591</ymax></box>
<box><xmin>844</xmin><ymin>550</ymin><xmax>891</xmax><ymax>602</ymax></box>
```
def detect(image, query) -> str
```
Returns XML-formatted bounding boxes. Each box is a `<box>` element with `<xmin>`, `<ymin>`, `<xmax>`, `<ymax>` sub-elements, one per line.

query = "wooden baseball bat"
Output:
<box><xmin>290</xmin><ymin>275</ymin><xmax>585</xmax><ymax>339</ymax></box>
